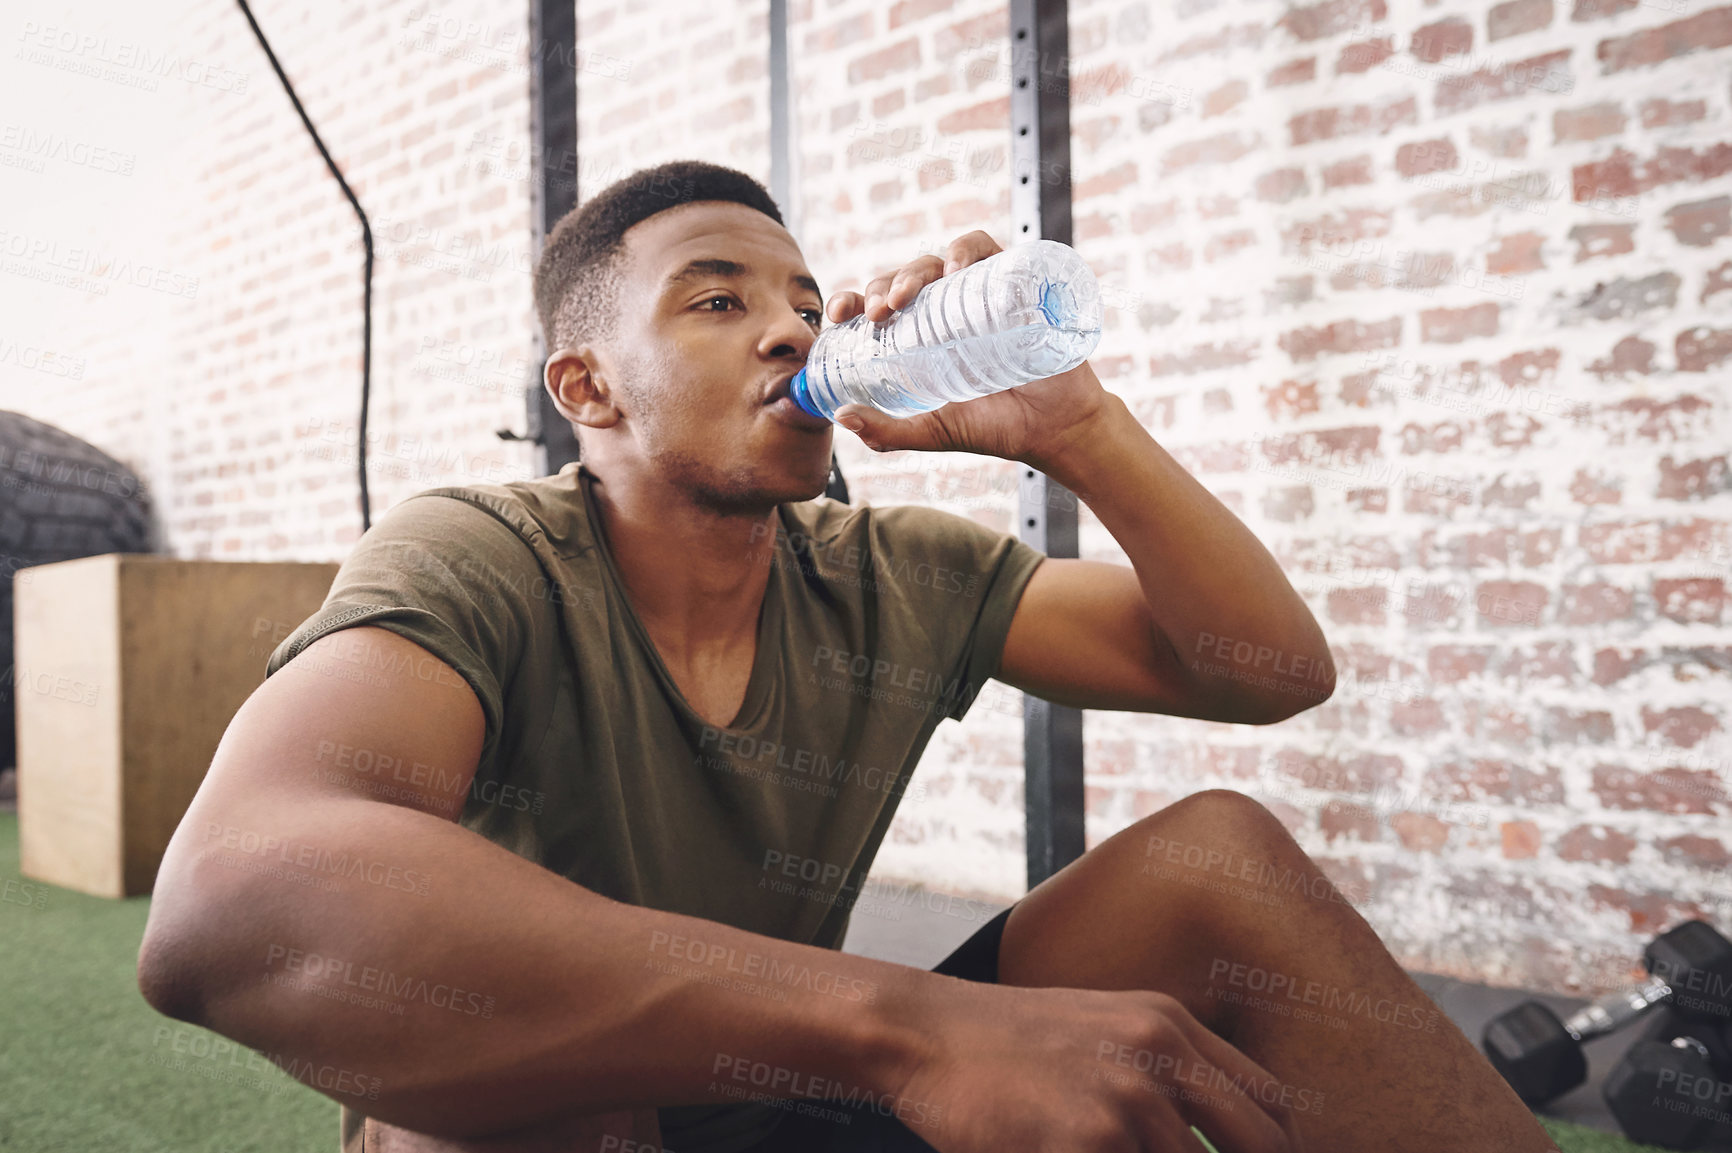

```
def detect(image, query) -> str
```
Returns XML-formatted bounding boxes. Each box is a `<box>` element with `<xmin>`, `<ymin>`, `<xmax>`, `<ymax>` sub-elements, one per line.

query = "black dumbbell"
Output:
<box><xmin>1603</xmin><ymin>1006</ymin><xmax>1732</xmax><ymax>1151</ymax></box>
<box><xmin>1647</xmin><ymin>920</ymin><xmax>1732</xmax><ymax>1025</ymax></box>
<box><xmin>1482</xmin><ymin>920</ymin><xmax>1732</xmax><ymax>1107</ymax></box>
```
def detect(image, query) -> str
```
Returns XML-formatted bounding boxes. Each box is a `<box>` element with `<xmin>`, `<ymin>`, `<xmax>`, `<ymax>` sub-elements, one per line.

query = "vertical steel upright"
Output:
<box><xmin>522</xmin><ymin>0</ymin><xmax>582</xmax><ymax>475</ymax></box>
<box><xmin>1009</xmin><ymin>0</ymin><xmax>1086</xmax><ymax>889</ymax></box>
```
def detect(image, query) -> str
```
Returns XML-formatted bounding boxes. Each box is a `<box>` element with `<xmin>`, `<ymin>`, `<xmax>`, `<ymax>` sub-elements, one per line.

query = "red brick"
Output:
<box><xmin>1263</xmin><ymin>378</ymin><xmax>1321</xmax><ymax>420</ymax></box>
<box><xmin>1471</xmin><ymin>124</ymin><xmax>1528</xmax><ymax>157</ymax></box>
<box><xmin>1587</xmin><ymin>334</ymin><xmax>1655</xmax><ymax>376</ymax></box>
<box><xmin>1490</xmin><ymin>0</ymin><xmax>1554</xmax><ymax>40</ymax></box>
<box><xmin>1396</xmin><ymin>137</ymin><xmax>1459</xmax><ymax>177</ymax></box>
<box><xmin>1569</xmin><ymin>222</ymin><xmax>1634</xmax><ymax>262</ymax></box>
<box><xmin>1281</xmin><ymin>209</ymin><xmax>1393</xmax><ymax>254</ymax></box>
<box><xmin>1502</xmin><ymin>821</ymin><xmax>1543</xmax><ymax>859</ymax></box>
<box><xmin>1256</xmin><ymin>167</ymin><xmax>1310</xmax><ymax>202</ymax></box>
<box><xmin>1346</xmin><ymin>487</ymin><xmax>1388</xmax><ymax>512</ymax></box>
<box><xmin>1159</xmin><ymin>23</ymin><xmax>1267</xmax><ymax>62</ymax></box>
<box><xmin>1666</xmin><ymin>196</ymin><xmax>1731</xmax><ymax>247</ymax></box>
<box><xmin>1677</xmin><ymin>327</ymin><xmax>1732</xmax><ymax>372</ymax></box>
<box><xmin>1598</xmin><ymin>7</ymin><xmax>1732</xmax><ymax>74</ymax></box>
<box><xmin>1258</xmin><ymin>427</ymin><xmax>1382</xmax><ymax>468</ymax></box>
<box><xmin>1593</xmin><ymin>763</ymin><xmax>1723</xmax><ymax>813</ymax></box>
<box><xmin>1320</xmin><ymin>800</ymin><xmax>1383</xmax><ymax>842</ymax></box>
<box><xmin>1204</xmin><ymin>79</ymin><xmax>1249</xmax><ymax>118</ymax></box>
<box><xmin>936</xmin><ymin>95</ymin><xmax>1010</xmax><ymax>134</ymax></box>
<box><xmin>1572</xmin><ymin>0</ymin><xmax>1636</xmax><ymax>21</ymax></box>
<box><xmin>1654</xmin><ymin>578</ymin><xmax>1725</xmax><ymax>624</ymax></box>
<box><xmin>1391</xmin><ymin>697</ymin><xmax>1446</xmax><ymax>735</ymax></box>
<box><xmin>1705</xmin><ymin>261</ymin><xmax>1732</xmax><ymax>303</ymax></box>
<box><xmin>1593</xmin><ymin>647</ymin><xmax>1647</xmax><ymax>685</ymax></box>
<box><xmin>806</xmin><ymin>12</ymin><xmax>875</xmax><ymax>52</ymax></box>
<box><xmin>1641</xmin><ymin>98</ymin><xmax>1708</xmax><ymax>129</ymax></box>
<box><xmin>1322</xmin><ymin>155</ymin><xmax>1375</xmax><ymax>188</ymax></box>
<box><xmin>1145</xmin><ymin>242</ymin><xmax>1193</xmax><ymax>274</ymax></box>
<box><xmin>1659</xmin><ymin>835</ymin><xmax>1731</xmax><ymax>870</ymax></box>
<box><xmin>1580</xmin><ymin>519</ymin><xmax>1719</xmax><ymax>564</ymax></box>
<box><xmin>1289</xmin><ymin>96</ymin><xmax>1417</xmax><ymax>145</ymax></box>
<box><xmin>1573</xmin><ymin>144</ymin><xmax>1732</xmax><ymax>202</ymax></box>
<box><xmin>1337</xmin><ymin>36</ymin><xmax>1395</xmax><ymax>72</ymax></box>
<box><xmin>1391</xmin><ymin>812</ymin><xmax>1451</xmax><ymax>852</ymax></box>
<box><xmin>1410</xmin><ymin>17</ymin><xmax>1473</xmax><ymax>62</ymax></box>
<box><xmin>1643</xmin><ymin>703</ymin><xmax>1722</xmax><ymax>746</ymax></box>
<box><xmin>1279</xmin><ymin>317</ymin><xmax>1403</xmax><ymax>362</ymax></box>
<box><xmin>1279</xmin><ymin>0</ymin><xmax>1388</xmax><ymax>41</ymax></box>
<box><xmin>934</xmin><ymin>11</ymin><xmax>1005</xmax><ymax>60</ymax></box>
<box><xmin>1434</xmin><ymin>50</ymin><xmax>1572</xmax><ymax>117</ymax></box>
<box><xmin>1075</xmin><ymin>161</ymin><xmax>1140</xmax><ymax>200</ymax></box>
<box><xmin>1474</xmin><ymin>579</ymin><xmax>1546</xmax><ymax>627</ymax></box>
<box><xmin>1162</xmin><ymin>131</ymin><xmax>1260</xmax><ymax>173</ymax></box>
<box><xmin>1440</xmin><ymin>757</ymin><xmax>1564</xmax><ymax>804</ymax></box>
<box><xmin>1483</xmin><ymin>475</ymin><xmax>1543</xmax><ymax>509</ymax></box>
<box><xmin>1576</xmin><ymin>272</ymin><xmax>1679</xmax><ymax>321</ymax></box>
<box><xmin>1558</xmin><ymin>825</ymin><xmax>1636</xmax><ymax>864</ymax></box>
<box><xmin>1148</xmin><ymin>339</ymin><xmax>1261</xmax><ymax>376</ymax></box>
<box><xmin>1421</xmin><ymin>302</ymin><xmax>1499</xmax><ymax>343</ymax></box>
<box><xmin>848</xmin><ymin>37</ymin><xmax>920</xmax><ymax>84</ymax></box>
<box><xmin>1553</xmin><ymin>102</ymin><xmax>1627</xmax><ymax>143</ymax></box>
<box><xmin>1131</xmin><ymin>199</ymin><xmax>1181</xmax><ymax>231</ymax></box>
<box><xmin>1561</xmin><ymin>582</ymin><xmax>1635</xmax><ymax>624</ymax></box>
<box><xmin>1204</xmin><ymin>228</ymin><xmax>1257</xmax><ymax>262</ymax></box>
<box><xmin>1657</xmin><ymin>455</ymin><xmax>1730</xmax><ymax>501</ymax></box>
<box><xmin>1487</xmin><ymin>232</ymin><xmax>1545</xmax><ymax>275</ymax></box>
<box><xmin>889</xmin><ymin>0</ymin><xmax>953</xmax><ymax>30</ymax></box>
<box><xmin>1267</xmin><ymin>57</ymin><xmax>1317</xmax><ymax>86</ymax></box>
<box><xmin>1571</xmin><ymin>468</ymin><xmax>1624</xmax><ymax>504</ymax></box>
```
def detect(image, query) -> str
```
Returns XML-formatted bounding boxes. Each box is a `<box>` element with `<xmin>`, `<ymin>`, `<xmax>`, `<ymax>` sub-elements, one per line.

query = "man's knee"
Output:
<box><xmin>1145</xmin><ymin>788</ymin><xmax>1295</xmax><ymax>850</ymax></box>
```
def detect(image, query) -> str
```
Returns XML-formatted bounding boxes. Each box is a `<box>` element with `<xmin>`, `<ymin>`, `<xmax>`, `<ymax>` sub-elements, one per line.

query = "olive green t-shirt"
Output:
<box><xmin>264</xmin><ymin>460</ymin><xmax>1046</xmax><ymax>1153</ymax></box>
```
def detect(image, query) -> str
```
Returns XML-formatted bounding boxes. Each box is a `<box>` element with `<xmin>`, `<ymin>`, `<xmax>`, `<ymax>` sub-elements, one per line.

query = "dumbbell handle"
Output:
<box><xmin>1563</xmin><ymin>974</ymin><xmax>1673</xmax><ymax>1041</ymax></box>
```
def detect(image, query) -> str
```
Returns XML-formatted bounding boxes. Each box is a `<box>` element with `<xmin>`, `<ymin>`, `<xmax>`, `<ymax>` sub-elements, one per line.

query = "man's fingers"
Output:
<box><xmin>827</xmin><ymin>291</ymin><xmax>864</xmax><ymax>323</ymax></box>
<box><xmin>1163</xmin><ymin>1012</ymin><xmax>1303</xmax><ymax>1152</ymax></box>
<box><xmin>946</xmin><ymin>229</ymin><xmax>1002</xmax><ymax>272</ymax></box>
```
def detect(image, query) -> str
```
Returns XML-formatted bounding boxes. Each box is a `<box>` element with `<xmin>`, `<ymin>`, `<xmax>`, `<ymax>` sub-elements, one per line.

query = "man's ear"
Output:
<box><xmin>544</xmin><ymin>347</ymin><xmax>621</xmax><ymax>430</ymax></box>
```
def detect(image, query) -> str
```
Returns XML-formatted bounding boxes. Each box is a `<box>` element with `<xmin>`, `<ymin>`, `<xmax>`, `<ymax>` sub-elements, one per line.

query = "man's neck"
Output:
<box><xmin>584</xmin><ymin>468</ymin><xmax>776</xmax><ymax>668</ymax></box>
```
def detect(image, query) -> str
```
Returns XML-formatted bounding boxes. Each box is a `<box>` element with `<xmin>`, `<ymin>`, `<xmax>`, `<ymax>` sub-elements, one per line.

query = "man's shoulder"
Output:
<box><xmin>386</xmin><ymin>467</ymin><xmax>589</xmax><ymax>556</ymax></box>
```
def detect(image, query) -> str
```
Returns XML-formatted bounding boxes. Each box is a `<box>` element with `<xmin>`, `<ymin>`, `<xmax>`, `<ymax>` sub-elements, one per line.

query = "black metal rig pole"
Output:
<box><xmin>1009</xmin><ymin>0</ymin><xmax>1085</xmax><ymax>889</ymax></box>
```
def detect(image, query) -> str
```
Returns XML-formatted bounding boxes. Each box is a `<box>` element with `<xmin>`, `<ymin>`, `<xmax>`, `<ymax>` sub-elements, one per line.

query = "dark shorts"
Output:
<box><xmin>739</xmin><ymin>905</ymin><xmax>1016</xmax><ymax>1153</ymax></box>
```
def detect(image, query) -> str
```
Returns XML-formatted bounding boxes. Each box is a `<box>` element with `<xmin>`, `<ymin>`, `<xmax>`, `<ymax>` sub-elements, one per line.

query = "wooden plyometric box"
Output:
<box><xmin>15</xmin><ymin>555</ymin><xmax>340</xmax><ymax>898</ymax></box>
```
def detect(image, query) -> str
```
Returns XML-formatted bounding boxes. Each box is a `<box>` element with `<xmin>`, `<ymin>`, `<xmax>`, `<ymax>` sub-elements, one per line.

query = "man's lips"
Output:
<box><xmin>762</xmin><ymin>372</ymin><xmax>801</xmax><ymax>405</ymax></box>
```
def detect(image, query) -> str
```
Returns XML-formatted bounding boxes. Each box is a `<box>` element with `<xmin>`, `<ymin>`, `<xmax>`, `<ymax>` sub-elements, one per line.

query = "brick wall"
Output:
<box><xmin>3</xmin><ymin>0</ymin><xmax>1728</xmax><ymax>993</ymax></box>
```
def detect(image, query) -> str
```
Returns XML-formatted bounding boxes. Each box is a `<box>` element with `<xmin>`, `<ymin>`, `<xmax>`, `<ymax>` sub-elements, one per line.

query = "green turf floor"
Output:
<box><xmin>0</xmin><ymin>810</ymin><xmax>1681</xmax><ymax>1152</ymax></box>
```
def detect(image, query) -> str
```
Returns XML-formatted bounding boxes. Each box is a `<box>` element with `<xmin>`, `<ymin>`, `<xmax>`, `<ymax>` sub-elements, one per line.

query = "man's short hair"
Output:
<box><xmin>533</xmin><ymin>159</ymin><xmax>786</xmax><ymax>359</ymax></box>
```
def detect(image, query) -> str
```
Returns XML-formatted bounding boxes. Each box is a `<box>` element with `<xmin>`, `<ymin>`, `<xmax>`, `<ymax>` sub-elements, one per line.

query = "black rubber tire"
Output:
<box><xmin>0</xmin><ymin>411</ymin><xmax>154</xmax><ymax>770</ymax></box>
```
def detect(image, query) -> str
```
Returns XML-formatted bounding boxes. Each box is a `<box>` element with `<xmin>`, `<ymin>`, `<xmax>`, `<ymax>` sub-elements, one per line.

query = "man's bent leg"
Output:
<box><xmin>995</xmin><ymin>789</ymin><xmax>1558</xmax><ymax>1153</ymax></box>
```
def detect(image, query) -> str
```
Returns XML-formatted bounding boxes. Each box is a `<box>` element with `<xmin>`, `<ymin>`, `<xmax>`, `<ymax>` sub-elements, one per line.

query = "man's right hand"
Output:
<box><xmin>888</xmin><ymin>980</ymin><xmax>1304</xmax><ymax>1153</ymax></box>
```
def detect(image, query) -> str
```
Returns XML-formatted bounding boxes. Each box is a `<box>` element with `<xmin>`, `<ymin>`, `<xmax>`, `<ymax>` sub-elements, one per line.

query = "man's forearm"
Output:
<box><xmin>1027</xmin><ymin>382</ymin><xmax>1337</xmax><ymax>720</ymax></box>
<box><xmin>152</xmin><ymin>793</ymin><xmax>934</xmax><ymax>1140</ymax></box>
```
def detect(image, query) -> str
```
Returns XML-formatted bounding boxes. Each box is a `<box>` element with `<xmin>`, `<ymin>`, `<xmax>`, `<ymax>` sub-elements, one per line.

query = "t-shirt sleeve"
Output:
<box><xmin>869</xmin><ymin>504</ymin><xmax>1047</xmax><ymax>722</ymax></box>
<box><xmin>263</xmin><ymin>493</ymin><xmax>551</xmax><ymax>779</ymax></box>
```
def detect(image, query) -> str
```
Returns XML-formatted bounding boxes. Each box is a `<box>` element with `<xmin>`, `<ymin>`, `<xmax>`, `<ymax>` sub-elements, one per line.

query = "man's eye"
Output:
<box><xmin>801</xmin><ymin>309</ymin><xmax>822</xmax><ymax>326</ymax></box>
<box><xmin>701</xmin><ymin>295</ymin><xmax>737</xmax><ymax>312</ymax></box>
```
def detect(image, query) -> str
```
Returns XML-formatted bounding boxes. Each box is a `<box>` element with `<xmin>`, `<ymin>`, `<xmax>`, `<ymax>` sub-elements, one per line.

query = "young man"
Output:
<box><xmin>138</xmin><ymin>160</ymin><xmax>1557</xmax><ymax>1153</ymax></box>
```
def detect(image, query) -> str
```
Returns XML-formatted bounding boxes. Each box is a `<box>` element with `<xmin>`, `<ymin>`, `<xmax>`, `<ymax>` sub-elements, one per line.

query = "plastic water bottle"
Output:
<box><xmin>789</xmin><ymin>238</ymin><xmax>1103</xmax><ymax>421</ymax></box>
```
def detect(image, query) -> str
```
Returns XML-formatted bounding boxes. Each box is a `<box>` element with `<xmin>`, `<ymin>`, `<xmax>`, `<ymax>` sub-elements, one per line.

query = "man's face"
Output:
<box><xmin>552</xmin><ymin>200</ymin><xmax>836</xmax><ymax>513</ymax></box>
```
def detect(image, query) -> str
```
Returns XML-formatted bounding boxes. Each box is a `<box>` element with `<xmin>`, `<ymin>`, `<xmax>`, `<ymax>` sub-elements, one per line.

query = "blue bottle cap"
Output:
<box><xmin>789</xmin><ymin>366</ymin><xmax>826</xmax><ymax>419</ymax></box>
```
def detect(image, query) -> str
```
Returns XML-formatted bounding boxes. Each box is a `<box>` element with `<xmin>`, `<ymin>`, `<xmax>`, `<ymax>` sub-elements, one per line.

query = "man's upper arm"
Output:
<box><xmin>206</xmin><ymin>625</ymin><xmax>487</xmax><ymax>821</ymax></box>
<box><xmin>263</xmin><ymin>494</ymin><xmax>554</xmax><ymax>786</ymax></box>
<box><xmin>995</xmin><ymin>557</ymin><xmax>1199</xmax><ymax>715</ymax></box>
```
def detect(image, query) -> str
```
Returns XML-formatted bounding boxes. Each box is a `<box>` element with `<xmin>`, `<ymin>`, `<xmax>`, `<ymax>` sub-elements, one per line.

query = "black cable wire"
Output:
<box><xmin>234</xmin><ymin>0</ymin><xmax>375</xmax><ymax>533</ymax></box>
